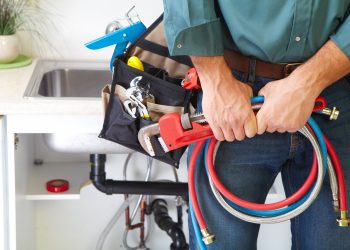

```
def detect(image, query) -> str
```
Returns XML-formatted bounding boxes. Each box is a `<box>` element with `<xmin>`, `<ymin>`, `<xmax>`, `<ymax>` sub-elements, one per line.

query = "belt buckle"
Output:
<box><xmin>283</xmin><ymin>62</ymin><xmax>302</xmax><ymax>76</ymax></box>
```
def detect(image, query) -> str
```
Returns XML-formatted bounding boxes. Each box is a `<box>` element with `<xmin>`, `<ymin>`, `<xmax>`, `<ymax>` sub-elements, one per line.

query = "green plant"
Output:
<box><xmin>0</xmin><ymin>0</ymin><xmax>57</xmax><ymax>55</ymax></box>
<box><xmin>0</xmin><ymin>0</ymin><xmax>32</xmax><ymax>35</ymax></box>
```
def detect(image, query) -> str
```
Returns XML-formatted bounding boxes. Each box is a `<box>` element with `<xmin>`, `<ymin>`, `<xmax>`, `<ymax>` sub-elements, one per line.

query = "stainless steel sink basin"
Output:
<box><xmin>24</xmin><ymin>60</ymin><xmax>111</xmax><ymax>99</ymax></box>
<box><xmin>24</xmin><ymin>60</ymin><xmax>133</xmax><ymax>154</ymax></box>
<box><xmin>43</xmin><ymin>133</ymin><xmax>132</xmax><ymax>154</ymax></box>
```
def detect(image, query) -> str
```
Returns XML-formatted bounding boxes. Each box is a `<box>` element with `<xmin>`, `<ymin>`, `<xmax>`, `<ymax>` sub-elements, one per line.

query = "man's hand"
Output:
<box><xmin>256</xmin><ymin>40</ymin><xmax>350</xmax><ymax>134</ymax></box>
<box><xmin>256</xmin><ymin>75</ymin><xmax>319</xmax><ymax>134</ymax></box>
<box><xmin>191</xmin><ymin>56</ymin><xmax>257</xmax><ymax>141</ymax></box>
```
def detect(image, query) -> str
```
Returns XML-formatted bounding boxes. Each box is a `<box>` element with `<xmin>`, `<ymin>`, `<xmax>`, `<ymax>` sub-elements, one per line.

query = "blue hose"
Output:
<box><xmin>189</xmin><ymin>143</ymin><xmax>207</xmax><ymax>250</ymax></box>
<box><xmin>189</xmin><ymin>201</ymin><xmax>207</xmax><ymax>250</ymax></box>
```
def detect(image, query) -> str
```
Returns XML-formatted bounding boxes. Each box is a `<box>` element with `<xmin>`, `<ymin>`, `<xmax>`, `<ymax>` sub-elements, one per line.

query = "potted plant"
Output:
<box><xmin>0</xmin><ymin>0</ymin><xmax>46</xmax><ymax>64</ymax></box>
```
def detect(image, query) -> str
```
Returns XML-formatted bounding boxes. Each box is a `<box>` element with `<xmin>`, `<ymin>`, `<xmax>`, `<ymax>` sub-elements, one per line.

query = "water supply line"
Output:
<box><xmin>123</xmin><ymin>155</ymin><xmax>153</xmax><ymax>250</ymax></box>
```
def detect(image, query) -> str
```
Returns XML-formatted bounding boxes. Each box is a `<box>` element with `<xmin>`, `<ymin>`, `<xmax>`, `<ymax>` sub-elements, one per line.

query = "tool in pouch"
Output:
<box><xmin>124</xmin><ymin>76</ymin><xmax>154</xmax><ymax>120</ymax></box>
<box><xmin>85</xmin><ymin>7</ymin><xmax>146</xmax><ymax>71</ymax></box>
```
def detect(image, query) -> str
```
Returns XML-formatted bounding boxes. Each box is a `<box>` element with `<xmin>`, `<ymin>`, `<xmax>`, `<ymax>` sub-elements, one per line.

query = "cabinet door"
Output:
<box><xmin>0</xmin><ymin>116</ymin><xmax>7</xmax><ymax>250</ymax></box>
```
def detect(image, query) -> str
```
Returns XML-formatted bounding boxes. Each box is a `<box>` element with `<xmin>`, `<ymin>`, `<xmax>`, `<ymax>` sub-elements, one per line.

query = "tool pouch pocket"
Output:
<box><xmin>99</xmin><ymin>15</ymin><xmax>193</xmax><ymax>167</ymax></box>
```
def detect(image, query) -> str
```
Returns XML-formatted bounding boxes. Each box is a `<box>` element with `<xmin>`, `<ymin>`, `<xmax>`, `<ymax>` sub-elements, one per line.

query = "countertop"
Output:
<box><xmin>0</xmin><ymin>59</ymin><xmax>103</xmax><ymax>116</ymax></box>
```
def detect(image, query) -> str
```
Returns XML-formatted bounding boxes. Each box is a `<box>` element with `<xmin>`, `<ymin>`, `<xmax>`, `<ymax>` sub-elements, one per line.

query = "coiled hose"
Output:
<box><xmin>188</xmin><ymin>96</ymin><xmax>348</xmax><ymax>249</ymax></box>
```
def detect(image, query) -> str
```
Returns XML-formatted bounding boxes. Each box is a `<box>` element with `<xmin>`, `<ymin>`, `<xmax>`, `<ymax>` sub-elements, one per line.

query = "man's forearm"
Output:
<box><xmin>256</xmin><ymin>40</ymin><xmax>350</xmax><ymax>134</ymax></box>
<box><xmin>291</xmin><ymin>40</ymin><xmax>350</xmax><ymax>94</ymax></box>
<box><xmin>189</xmin><ymin>56</ymin><xmax>257</xmax><ymax>141</ymax></box>
<box><xmin>190</xmin><ymin>56</ymin><xmax>233</xmax><ymax>87</ymax></box>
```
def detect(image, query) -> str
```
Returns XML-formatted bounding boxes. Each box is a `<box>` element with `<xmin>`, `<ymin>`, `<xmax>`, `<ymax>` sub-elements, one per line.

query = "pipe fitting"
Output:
<box><xmin>321</xmin><ymin>107</ymin><xmax>339</xmax><ymax>120</ymax></box>
<box><xmin>200</xmin><ymin>228</ymin><xmax>215</xmax><ymax>245</ymax></box>
<box><xmin>337</xmin><ymin>211</ymin><xmax>350</xmax><ymax>227</ymax></box>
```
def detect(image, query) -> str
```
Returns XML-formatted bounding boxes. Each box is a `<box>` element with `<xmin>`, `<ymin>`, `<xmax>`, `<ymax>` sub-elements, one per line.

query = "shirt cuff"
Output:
<box><xmin>168</xmin><ymin>19</ymin><xmax>224</xmax><ymax>57</ymax></box>
<box><xmin>330</xmin><ymin>15</ymin><xmax>350</xmax><ymax>58</ymax></box>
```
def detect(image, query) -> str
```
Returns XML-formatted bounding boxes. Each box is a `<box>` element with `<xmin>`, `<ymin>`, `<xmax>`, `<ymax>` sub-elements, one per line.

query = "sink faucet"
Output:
<box><xmin>105</xmin><ymin>6</ymin><xmax>140</xmax><ymax>34</ymax></box>
<box><xmin>105</xmin><ymin>21</ymin><xmax>123</xmax><ymax>34</ymax></box>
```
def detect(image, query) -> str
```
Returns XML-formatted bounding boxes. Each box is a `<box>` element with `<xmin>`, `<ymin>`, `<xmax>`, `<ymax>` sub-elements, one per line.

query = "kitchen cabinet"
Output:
<box><xmin>0</xmin><ymin>116</ymin><xmax>7</xmax><ymax>250</ymax></box>
<box><xmin>1</xmin><ymin>114</ymin><xmax>291</xmax><ymax>250</ymax></box>
<box><xmin>3</xmin><ymin>114</ymin><xmax>103</xmax><ymax>250</ymax></box>
<box><xmin>1</xmin><ymin>114</ymin><xmax>191</xmax><ymax>250</ymax></box>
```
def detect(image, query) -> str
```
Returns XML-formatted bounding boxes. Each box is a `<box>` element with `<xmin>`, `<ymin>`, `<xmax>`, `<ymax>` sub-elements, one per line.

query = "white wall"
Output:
<box><xmin>22</xmin><ymin>0</ymin><xmax>164</xmax><ymax>61</ymax></box>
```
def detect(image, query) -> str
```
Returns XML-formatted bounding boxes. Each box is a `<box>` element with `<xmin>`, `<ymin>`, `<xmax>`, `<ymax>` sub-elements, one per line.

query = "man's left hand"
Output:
<box><xmin>256</xmin><ymin>75</ymin><xmax>321</xmax><ymax>134</ymax></box>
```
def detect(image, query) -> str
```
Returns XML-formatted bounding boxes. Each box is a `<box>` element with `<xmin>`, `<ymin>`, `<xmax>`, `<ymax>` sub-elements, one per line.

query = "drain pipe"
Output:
<box><xmin>89</xmin><ymin>154</ymin><xmax>188</xmax><ymax>199</ymax></box>
<box><xmin>151</xmin><ymin>199</ymin><xmax>189</xmax><ymax>250</ymax></box>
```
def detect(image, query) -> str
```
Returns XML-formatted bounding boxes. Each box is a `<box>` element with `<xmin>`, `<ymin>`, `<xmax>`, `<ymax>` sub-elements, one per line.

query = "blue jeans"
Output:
<box><xmin>188</xmin><ymin>71</ymin><xmax>350</xmax><ymax>250</ymax></box>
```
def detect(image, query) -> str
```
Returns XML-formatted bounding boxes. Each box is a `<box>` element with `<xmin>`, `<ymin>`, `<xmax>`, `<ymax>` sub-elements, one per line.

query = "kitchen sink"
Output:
<box><xmin>43</xmin><ymin>133</ymin><xmax>132</xmax><ymax>154</ymax></box>
<box><xmin>24</xmin><ymin>60</ymin><xmax>132</xmax><ymax>154</ymax></box>
<box><xmin>24</xmin><ymin>60</ymin><xmax>112</xmax><ymax>99</ymax></box>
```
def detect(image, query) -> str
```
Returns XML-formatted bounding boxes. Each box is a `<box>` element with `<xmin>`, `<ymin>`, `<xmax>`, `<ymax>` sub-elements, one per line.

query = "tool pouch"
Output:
<box><xmin>99</xmin><ymin>15</ymin><xmax>193</xmax><ymax>167</ymax></box>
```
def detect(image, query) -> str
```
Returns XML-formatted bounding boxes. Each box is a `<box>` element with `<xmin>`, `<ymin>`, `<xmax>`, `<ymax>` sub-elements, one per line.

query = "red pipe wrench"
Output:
<box><xmin>138</xmin><ymin>67</ymin><xmax>337</xmax><ymax>156</ymax></box>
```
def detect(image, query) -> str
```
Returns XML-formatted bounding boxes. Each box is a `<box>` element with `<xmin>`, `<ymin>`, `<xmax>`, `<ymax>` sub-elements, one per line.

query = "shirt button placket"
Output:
<box><xmin>285</xmin><ymin>0</ymin><xmax>312</xmax><ymax>61</ymax></box>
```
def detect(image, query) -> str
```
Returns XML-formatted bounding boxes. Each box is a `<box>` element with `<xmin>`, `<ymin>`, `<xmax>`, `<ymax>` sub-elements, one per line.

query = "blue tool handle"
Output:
<box><xmin>109</xmin><ymin>41</ymin><xmax>128</xmax><ymax>70</ymax></box>
<box><xmin>85</xmin><ymin>21</ymin><xmax>146</xmax><ymax>50</ymax></box>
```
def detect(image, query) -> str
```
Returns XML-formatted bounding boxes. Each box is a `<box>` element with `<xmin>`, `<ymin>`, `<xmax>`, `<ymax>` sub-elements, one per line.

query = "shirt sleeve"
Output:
<box><xmin>163</xmin><ymin>0</ymin><xmax>224</xmax><ymax>56</ymax></box>
<box><xmin>330</xmin><ymin>8</ymin><xmax>350</xmax><ymax>58</ymax></box>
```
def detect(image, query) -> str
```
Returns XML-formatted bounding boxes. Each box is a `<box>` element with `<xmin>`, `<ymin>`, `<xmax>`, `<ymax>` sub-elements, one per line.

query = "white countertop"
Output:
<box><xmin>0</xmin><ymin>59</ymin><xmax>103</xmax><ymax>116</ymax></box>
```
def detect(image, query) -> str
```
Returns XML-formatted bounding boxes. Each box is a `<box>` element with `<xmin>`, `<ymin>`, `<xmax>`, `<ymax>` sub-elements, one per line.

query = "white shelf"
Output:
<box><xmin>26</xmin><ymin>162</ymin><xmax>90</xmax><ymax>200</ymax></box>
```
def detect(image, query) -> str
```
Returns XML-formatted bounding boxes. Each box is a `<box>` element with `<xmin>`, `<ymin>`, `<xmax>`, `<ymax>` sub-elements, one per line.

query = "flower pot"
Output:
<box><xmin>0</xmin><ymin>34</ymin><xmax>20</xmax><ymax>64</ymax></box>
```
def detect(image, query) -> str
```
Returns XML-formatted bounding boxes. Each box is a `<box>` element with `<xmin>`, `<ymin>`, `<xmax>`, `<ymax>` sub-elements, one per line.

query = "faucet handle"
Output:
<box><xmin>105</xmin><ymin>20</ymin><xmax>123</xmax><ymax>35</ymax></box>
<box><xmin>105</xmin><ymin>6</ymin><xmax>140</xmax><ymax>34</ymax></box>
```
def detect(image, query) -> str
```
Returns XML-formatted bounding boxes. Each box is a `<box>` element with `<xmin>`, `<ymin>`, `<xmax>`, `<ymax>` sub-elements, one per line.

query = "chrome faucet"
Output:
<box><xmin>105</xmin><ymin>6</ymin><xmax>140</xmax><ymax>34</ymax></box>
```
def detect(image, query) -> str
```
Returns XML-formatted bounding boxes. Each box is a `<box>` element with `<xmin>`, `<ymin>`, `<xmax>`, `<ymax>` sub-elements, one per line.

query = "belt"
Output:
<box><xmin>224</xmin><ymin>49</ymin><xmax>302</xmax><ymax>80</ymax></box>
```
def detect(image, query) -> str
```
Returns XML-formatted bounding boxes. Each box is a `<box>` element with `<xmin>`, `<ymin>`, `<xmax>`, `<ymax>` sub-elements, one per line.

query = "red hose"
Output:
<box><xmin>313</xmin><ymin>96</ymin><xmax>327</xmax><ymax>112</ymax></box>
<box><xmin>188</xmin><ymin>141</ymin><xmax>207</xmax><ymax>229</ymax></box>
<box><xmin>324</xmin><ymin>135</ymin><xmax>348</xmax><ymax>211</ymax></box>
<box><xmin>206</xmin><ymin>138</ymin><xmax>318</xmax><ymax>210</ymax></box>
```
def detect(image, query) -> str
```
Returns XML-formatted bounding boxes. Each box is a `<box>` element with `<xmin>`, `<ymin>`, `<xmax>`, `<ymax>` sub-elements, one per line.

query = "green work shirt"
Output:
<box><xmin>163</xmin><ymin>0</ymin><xmax>350</xmax><ymax>63</ymax></box>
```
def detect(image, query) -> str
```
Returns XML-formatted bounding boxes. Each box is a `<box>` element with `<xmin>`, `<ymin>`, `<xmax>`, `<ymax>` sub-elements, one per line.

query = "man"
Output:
<box><xmin>163</xmin><ymin>1</ymin><xmax>350</xmax><ymax>249</ymax></box>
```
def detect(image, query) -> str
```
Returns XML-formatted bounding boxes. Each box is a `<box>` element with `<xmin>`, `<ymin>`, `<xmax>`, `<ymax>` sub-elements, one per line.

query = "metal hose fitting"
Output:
<box><xmin>321</xmin><ymin>107</ymin><xmax>339</xmax><ymax>120</ymax></box>
<box><xmin>337</xmin><ymin>211</ymin><xmax>350</xmax><ymax>227</ymax></box>
<box><xmin>201</xmin><ymin>228</ymin><xmax>215</xmax><ymax>245</ymax></box>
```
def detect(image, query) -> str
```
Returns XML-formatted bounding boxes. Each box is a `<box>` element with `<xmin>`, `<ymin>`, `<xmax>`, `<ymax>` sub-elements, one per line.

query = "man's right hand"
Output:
<box><xmin>191</xmin><ymin>56</ymin><xmax>257</xmax><ymax>141</ymax></box>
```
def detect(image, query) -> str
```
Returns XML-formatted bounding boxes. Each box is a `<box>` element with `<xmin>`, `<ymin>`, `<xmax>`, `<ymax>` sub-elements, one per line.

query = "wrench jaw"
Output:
<box><xmin>138</xmin><ymin>112</ymin><xmax>212</xmax><ymax>157</ymax></box>
<box><xmin>138</xmin><ymin>123</ymin><xmax>161</xmax><ymax>156</ymax></box>
<box><xmin>144</xmin><ymin>135</ymin><xmax>156</xmax><ymax>156</ymax></box>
